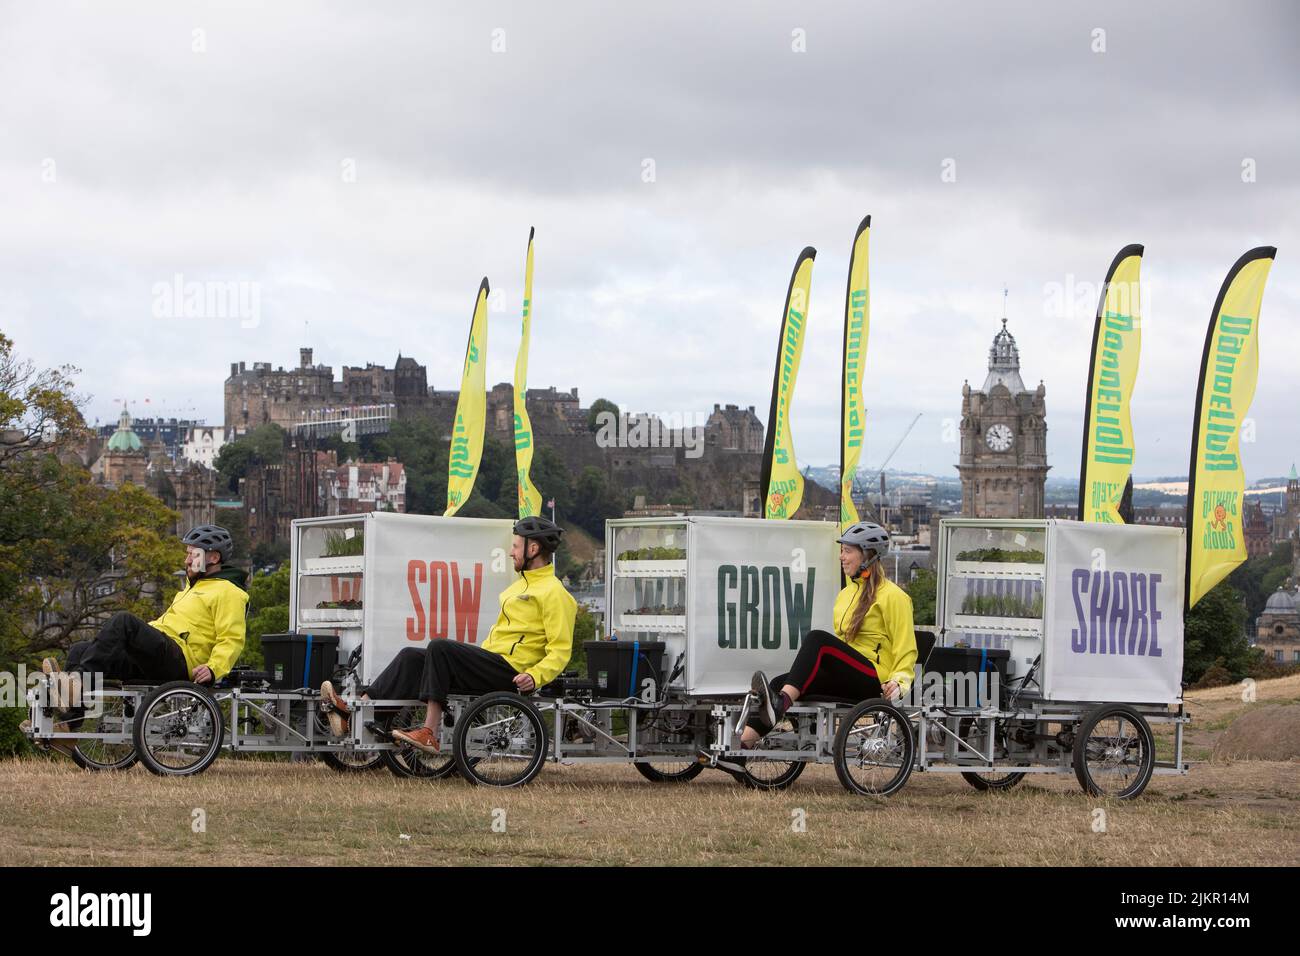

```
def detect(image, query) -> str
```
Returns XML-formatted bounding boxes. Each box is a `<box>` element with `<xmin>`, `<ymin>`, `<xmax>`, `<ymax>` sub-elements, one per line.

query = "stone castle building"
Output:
<box><xmin>222</xmin><ymin>346</ymin><xmax>798</xmax><ymax>515</ymax></box>
<box><xmin>957</xmin><ymin>318</ymin><xmax>1049</xmax><ymax>518</ymax></box>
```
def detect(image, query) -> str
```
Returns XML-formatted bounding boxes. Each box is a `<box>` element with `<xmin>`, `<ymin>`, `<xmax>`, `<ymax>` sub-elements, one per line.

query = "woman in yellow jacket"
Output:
<box><xmin>740</xmin><ymin>521</ymin><xmax>916</xmax><ymax>746</ymax></box>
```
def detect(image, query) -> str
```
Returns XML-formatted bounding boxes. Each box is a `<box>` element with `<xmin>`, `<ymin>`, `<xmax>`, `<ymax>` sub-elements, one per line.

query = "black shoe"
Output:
<box><xmin>750</xmin><ymin>670</ymin><xmax>776</xmax><ymax>736</ymax></box>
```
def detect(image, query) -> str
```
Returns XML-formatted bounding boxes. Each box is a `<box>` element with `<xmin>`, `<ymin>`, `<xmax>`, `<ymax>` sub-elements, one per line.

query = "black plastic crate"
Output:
<box><xmin>584</xmin><ymin>640</ymin><xmax>665</xmax><ymax>699</ymax></box>
<box><xmin>926</xmin><ymin>645</ymin><xmax>1009</xmax><ymax>706</ymax></box>
<box><xmin>261</xmin><ymin>633</ymin><xmax>340</xmax><ymax>690</ymax></box>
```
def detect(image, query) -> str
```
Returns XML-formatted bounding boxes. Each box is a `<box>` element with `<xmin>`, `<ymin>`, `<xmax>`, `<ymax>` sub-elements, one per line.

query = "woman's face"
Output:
<box><xmin>839</xmin><ymin>543</ymin><xmax>866</xmax><ymax>578</ymax></box>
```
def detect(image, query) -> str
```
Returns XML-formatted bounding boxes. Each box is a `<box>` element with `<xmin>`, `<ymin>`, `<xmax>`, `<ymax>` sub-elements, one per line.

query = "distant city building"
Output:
<box><xmin>1243</xmin><ymin>499</ymin><xmax>1272</xmax><ymax>559</ymax></box>
<box><xmin>89</xmin><ymin>407</ymin><xmax>216</xmax><ymax>537</ymax></box>
<box><xmin>181</xmin><ymin>425</ymin><xmax>226</xmax><ymax>469</ymax></box>
<box><xmin>96</xmin><ymin>413</ymin><xmax>204</xmax><ymax>462</ymax></box>
<box><xmin>1254</xmin><ymin>587</ymin><xmax>1300</xmax><ymax>664</ymax></box>
<box><xmin>94</xmin><ymin>408</ymin><xmax>149</xmax><ymax>486</ymax></box>
<box><xmin>241</xmin><ymin>448</ymin><xmax>407</xmax><ymax>547</ymax></box>
<box><xmin>327</xmin><ymin>458</ymin><xmax>407</xmax><ymax>515</ymax></box>
<box><xmin>957</xmin><ymin>317</ymin><xmax>1049</xmax><ymax>518</ymax></box>
<box><xmin>1264</xmin><ymin>464</ymin><xmax>1300</xmax><ymax>589</ymax></box>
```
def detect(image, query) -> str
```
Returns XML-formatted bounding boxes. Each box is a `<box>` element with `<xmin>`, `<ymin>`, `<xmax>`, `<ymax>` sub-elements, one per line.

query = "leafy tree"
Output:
<box><xmin>1227</xmin><ymin>540</ymin><xmax>1293</xmax><ymax>626</ymax></box>
<box><xmin>530</xmin><ymin>446</ymin><xmax>572</xmax><ymax>516</ymax></box>
<box><xmin>587</xmin><ymin>398</ymin><xmax>619</xmax><ymax>433</ymax></box>
<box><xmin>1183</xmin><ymin>581</ymin><xmax>1253</xmax><ymax>683</ymax></box>
<box><xmin>0</xmin><ymin>337</ymin><xmax>184</xmax><ymax>675</ymax></box>
<box><xmin>903</xmin><ymin>568</ymin><xmax>937</xmax><ymax>626</ymax></box>
<box><xmin>214</xmin><ymin>423</ymin><xmax>286</xmax><ymax>493</ymax></box>
<box><xmin>241</xmin><ymin>563</ymin><xmax>291</xmax><ymax>669</ymax></box>
<box><xmin>569</xmin><ymin>605</ymin><xmax>596</xmax><ymax>677</ymax></box>
<box><xmin>0</xmin><ymin>332</ymin><xmax>84</xmax><ymax>466</ymax></box>
<box><xmin>366</xmin><ymin>415</ymin><xmax>447</xmax><ymax>514</ymax></box>
<box><xmin>568</xmin><ymin>466</ymin><xmax>627</xmax><ymax>539</ymax></box>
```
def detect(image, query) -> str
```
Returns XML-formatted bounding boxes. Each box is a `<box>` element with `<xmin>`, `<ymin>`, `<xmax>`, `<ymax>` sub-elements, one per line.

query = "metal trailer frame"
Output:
<box><xmin>25</xmin><ymin>671</ymin><xmax>1188</xmax><ymax>796</ymax></box>
<box><xmin>24</xmin><ymin>516</ymin><xmax>1190</xmax><ymax>796</ymax></box>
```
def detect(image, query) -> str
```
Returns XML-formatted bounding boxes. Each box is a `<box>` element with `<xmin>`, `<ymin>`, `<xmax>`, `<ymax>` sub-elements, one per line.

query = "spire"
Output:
<box><xmin>981</xmin><ymin>310</ymin><xmax>1026</xmax><ymax>394</ymax></box>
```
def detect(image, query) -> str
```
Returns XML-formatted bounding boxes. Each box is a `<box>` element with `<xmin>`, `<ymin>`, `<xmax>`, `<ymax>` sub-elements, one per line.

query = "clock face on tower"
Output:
<box><xmin>985</xmin><ymin>423</ymin><xmax>1014</xmax><ymax>452</ymax></box>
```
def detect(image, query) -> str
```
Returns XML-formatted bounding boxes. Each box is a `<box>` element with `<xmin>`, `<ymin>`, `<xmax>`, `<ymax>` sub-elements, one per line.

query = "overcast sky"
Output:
<box><xmin>2</xmin><ymin>1</ymin><xmax>1296</xmax><ymax>480</ymax></box>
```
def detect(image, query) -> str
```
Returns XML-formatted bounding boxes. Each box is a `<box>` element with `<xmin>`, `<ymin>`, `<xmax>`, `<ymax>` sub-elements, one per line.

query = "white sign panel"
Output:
<box><xmin>1043</xmin><ymin>521</ymin><xmax>1185</xmax><ymax>704</ymax></box>
<box><xmin>687</xmin><ymin>519</ymin><xmax>840</xmax><ymax>695</ymax></box>
<box><xmin>362</xmin><ymin>513</ymin><xmax>516</xmax><ymax>682</ymax></box>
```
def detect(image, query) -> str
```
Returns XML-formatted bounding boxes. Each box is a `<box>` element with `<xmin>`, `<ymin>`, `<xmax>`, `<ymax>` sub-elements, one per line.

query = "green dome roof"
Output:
<box><xmin>106</xmin><ymin>408</ymin><xmax>143</xmax><ymax>452</ymax></box>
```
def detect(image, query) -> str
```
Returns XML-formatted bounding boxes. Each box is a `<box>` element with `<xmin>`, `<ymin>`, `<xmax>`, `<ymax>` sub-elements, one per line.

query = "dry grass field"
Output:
<box><xmin>2</xmin><ymin>676</ymin><xmax>1297</xmax><ymax>867</ymax></box>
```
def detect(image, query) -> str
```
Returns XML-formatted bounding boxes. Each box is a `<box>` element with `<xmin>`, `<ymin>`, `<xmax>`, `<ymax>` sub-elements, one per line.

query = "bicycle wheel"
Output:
<box><xmin>132</xmin><ymin>682</ymin><xmax>225</xmax><ymax>777</ymax></box>
<box><xmin>453</xmin><ymin>692</ymin><xmax>548</xmax><ymax>788</ymax></box>
<box><xmin>1072</xmin><ymin>704</ymin><xmax>1155</xmax><ymax>800</ymax></box>
<box><xmin>634</xmin><ymin>759</ymin><xmax>704</xmax><ymax>783</ymax></box>
<box><xmin>738</xmin><ymin>757</ymin><xmax>806</xmax><ymax>791</ymax></box>
<box><xmin>69</xmin><ymin>692</ymin><xmax>138</xmax><ymax>772</ymax></box>
<box><xmin>833</xmin><ymin>699</ymin><xmax>915</xmax><ymax>797</ymax></box>
<box><xmin>381</xmin><ymin>705</ymin><xmax>457</xmax><ymax>779</ymax></box>
<box><xmin>320</xmin><ymin>750</ymin><xmax>384</xmax><ymax>773</ymax></box>
<box><xmin>957</xmin><ymin>717</ymin><xmax>1026</xmax><ymax>792</ymax></box>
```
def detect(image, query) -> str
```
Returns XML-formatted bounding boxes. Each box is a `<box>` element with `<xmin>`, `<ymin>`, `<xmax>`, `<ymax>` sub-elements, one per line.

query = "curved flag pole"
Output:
<box><xmin>1184</xmin><ymin>246</ymin><xmax>1277</xmax><ymax>610</ymax></box>
<box><xmin>760</xmin><ymin>246</ymin><xmax>816</xmax><ymax>519</ymax></box>
<box><xmin>445</xmin><ymin>277</ymin><xmax>491</xmax><ymax>516</ymax></box>
<box><xmin>1078</xmin><ymin>243</ymin><xmax>1143</xmax><ymax>523</ymax></box>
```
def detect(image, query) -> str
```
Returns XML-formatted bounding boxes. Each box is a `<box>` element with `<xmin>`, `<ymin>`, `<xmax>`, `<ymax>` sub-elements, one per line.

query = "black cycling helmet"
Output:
<box><xmin>513</xmin><ymin>515</ymin><xmax>564</xmax><ymax>554</ymax></box>
<box><xmin>836</xmin><ymin>521</ymin><xmax>890</xmax><ymax>578</ymax></box>
<box><xmin>181</xmin><ymin>524</ymin><xmax>234</xmax><ymax>563</ymax></box>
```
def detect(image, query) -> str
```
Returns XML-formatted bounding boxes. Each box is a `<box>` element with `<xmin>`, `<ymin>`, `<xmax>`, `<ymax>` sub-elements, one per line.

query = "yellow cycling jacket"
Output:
<box><xmin>831</xmin><ymin>575</ymin><xmax>917</xmax><ymax>692</ymax></box>
<box><xmin>481</xmin><ymin>562</ymin><xmax>577</xmax><ymax>689</ymax></box>
<box><xmin>149</xmin><ymin>566</ymin><xmax>249</xmax><ymax>681</ymax></box>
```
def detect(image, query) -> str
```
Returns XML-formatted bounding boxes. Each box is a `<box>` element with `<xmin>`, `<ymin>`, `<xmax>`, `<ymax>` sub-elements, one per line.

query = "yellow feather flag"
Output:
<box><xmin>761</xmin><ymin>247</ymin><xmax>816</xmax><ymax>519</ymax></box>
<box><xmin>1186</xmin><ymin>246</ymin><xmax>1277</xmax><ymax>609</ymax></box>
<box><xmin>445</xmin><ymin>278</ymin><xmax>490</xmax><ymax>516</ymax></box>
<box><xmin>1079</xmin><ymin>245</ymin><xmax>1143</xmax><ymax>523</ymax></box>
<box><xmin>840</xmin><ymin>217</ymin><xmax>870</xmax><ymax>530</ymax></box>
<box><xmin>513</xmin><ymin>228</ymin><xmax>543</xmax><ymax>518</ymax></box>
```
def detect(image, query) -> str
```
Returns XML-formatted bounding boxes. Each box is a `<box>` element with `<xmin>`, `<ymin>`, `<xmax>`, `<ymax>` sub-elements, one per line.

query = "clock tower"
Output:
<box><xmin>957</xmin><ymin>317</ymin><xmax>1049</xmax><ymax>517</ymax></box>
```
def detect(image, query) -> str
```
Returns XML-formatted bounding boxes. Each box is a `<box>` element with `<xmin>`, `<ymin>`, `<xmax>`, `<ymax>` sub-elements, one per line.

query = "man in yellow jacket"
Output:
<box><xmin>59</xmin><ymin>525</ymin><xmax>248</xmax><ymax>691</ymax></box>
<box><xmin>320</xmin><ymin>516</ymin><xmax>576</xmax><ymax>753</ymax></box>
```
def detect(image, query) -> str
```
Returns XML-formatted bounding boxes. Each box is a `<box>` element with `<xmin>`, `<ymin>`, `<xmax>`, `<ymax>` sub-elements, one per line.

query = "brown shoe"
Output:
<box><xmin>49</xmin><ymin>671</ymin><xmax>82</xmax><ymax>711</ymax></box>
<box><xmin>320</xmin><ymin>681</ymin><xmax>350</xmax><ymax>737</ymax></box>
<box><xmin>22</xmin><ymin>719</ymin><xmax>78</xmax><ymax>759</ymax></box>
<box><xmin>391</xmin><ymin>726</ymin><xmax>440</xmax><ymax>754</ymax></box>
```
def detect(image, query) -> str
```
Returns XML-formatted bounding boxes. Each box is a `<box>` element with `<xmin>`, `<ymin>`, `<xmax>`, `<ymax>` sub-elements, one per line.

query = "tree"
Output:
<box><xmin>242</xmin><ymin>563</ymin><xmax>291</xmax><ymax>669</ymax></box>
<box><xmin>569</xmin><ymin>466</ymin><xmax>627</xmax><ymax>539</ymax></box>
<box><xmin>587</xmin><ymin>398</ymin><xmax>619</xmax><ymax>433</ymax></box>
<box><xmin>366</xmin><ymin>415</ymin><xmax>447</xmax><ymax>514</ymax></box>
<box><xmin>1228</xmin><ymin>540</ymin><xmax>1293</xmax><ymax>625</ymax></box>
<box><xmin>0</xmin><ymin>337</ymin><xmax>183</xmax><ymax>672</ymax></box>
<box><xmin>1183</xmin><ymin>581</ymin><xmax>1254</xmax><ymax>683</ymax></box>
<box><xmin>530</xmin><ymin>446</ymin><xmax>572</xmax><ymax>516</ymax></box>
<box><xmin>214</xmin><ymin>423</ymin><xmax>286</xmax><ymax>493</ymax></box>
<box><xmin>903</xmin><ymin>568</ymin><xmax>937</xmax><ymax>626</ymax></box>
<box><xmin>0</xmin><ymin>332</ymin><xmax>85</xmax><ymax>467</ymax></box>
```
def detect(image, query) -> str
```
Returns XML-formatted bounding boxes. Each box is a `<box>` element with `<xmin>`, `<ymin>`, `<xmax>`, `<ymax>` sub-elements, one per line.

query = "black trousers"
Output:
<box><xmin>365</xmin><ymin>641</ymin><xmax>519</xmax><ymax>706</ymax></box>
<box><xmin>749</xmin><ymin>629</ymin><xmax>881</xmax><ymax>732</ymax></box>
<box><xmin>65</xmin><ymin>612</ymin><xmax>189</xmax><ymax>683</ymax></box>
